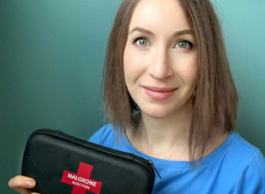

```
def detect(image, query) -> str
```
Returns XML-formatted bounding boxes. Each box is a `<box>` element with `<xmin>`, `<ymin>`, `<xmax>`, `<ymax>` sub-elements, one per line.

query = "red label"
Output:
<box><xmin>61</xmin><ymin>162</ymin><xmax>102</xmax><ymax>194</ymax></box>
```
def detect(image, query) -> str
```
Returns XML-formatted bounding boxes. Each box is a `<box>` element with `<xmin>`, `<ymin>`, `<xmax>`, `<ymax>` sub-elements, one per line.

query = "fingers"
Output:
<box><xmin>8</xmin><ymin>175</ymin><xmax>40</xmax><ymax>194</ymax></box>
<box><xmin>8</xmin><ymin>175</ymin><xmax>36</xmax><ymax>189</ymax></box>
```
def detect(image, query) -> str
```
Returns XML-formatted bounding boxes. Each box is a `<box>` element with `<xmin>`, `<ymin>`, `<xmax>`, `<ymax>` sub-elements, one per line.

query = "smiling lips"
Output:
<box><xmin>142</xmin><ymin>86</ymin><xmax>178</xmax><ymax>101</ymax></box>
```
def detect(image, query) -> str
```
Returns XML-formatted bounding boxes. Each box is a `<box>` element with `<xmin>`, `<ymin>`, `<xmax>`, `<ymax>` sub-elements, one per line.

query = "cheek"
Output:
<box><xmin>176</xmin><ymin>54</ymin><xmax>198</xmax><ymax>86</ymax></box>
<box><xmin>123</xmin><ymin>45</ymin><xmax>144</xmax><ymax>84</ymax></box>
<box><xmin>123</xmin><ymin>46</ymin><xmax>133</xmax><ymax>76</ymax></box>
<box><xmin>123</xmin><ymin>46</ymin><xmax>133</xmax><ymax>84</ymax></box>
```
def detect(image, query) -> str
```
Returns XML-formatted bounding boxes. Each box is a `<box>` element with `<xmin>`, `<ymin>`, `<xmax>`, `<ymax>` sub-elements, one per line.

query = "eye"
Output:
<box><xmin>174</xmin><ymin>40</ymin><xmax>193</xmax><ymax>50</ymax></box>
<box><xmin>134</xmin><ymin>38</ymin><xmax>150</xmax><ymax>47</ymax></box>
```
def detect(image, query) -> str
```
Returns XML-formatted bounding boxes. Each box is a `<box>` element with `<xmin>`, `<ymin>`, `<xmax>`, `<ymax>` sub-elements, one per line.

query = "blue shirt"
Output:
<box><xmin>89</xmin><ymin>124</ymin><xmax>265</xmax><ymax>194</ymax></box>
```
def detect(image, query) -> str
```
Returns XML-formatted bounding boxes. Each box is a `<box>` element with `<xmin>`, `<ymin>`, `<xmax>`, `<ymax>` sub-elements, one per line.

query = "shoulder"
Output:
<box><xmin>233</xmin><ymin>149</ymin><xmax>265</xmax><ymax>193</ymax></box>
<box><xmin>226</xmin><ymin>132</ymin><xmax>265</xmax><ymax>193</ymax></box>
<box><xmin>88</xmin><ymin>123</ymin><xmax>118</xmax><ymax>146</ymax></box>
<box><xmin>226</xmin><ymin>131</ymin><xmax>265</xmax><ymax>168</ymax></box>
<box><xmin>229</xmin><ymin>131</ymin><xmax>261</xmax><ymax>157</ymax></box>
<box><xmin>227</xmin><ymin>131</ymin><xmax>265</xmax><ymax>164</ymax></box>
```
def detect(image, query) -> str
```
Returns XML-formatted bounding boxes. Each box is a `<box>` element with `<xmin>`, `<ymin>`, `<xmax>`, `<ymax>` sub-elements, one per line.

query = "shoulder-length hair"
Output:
<box><xmin>102</xmin><ymin>0</ymin><xmax>238</xmax><ymax>166</ymax></box>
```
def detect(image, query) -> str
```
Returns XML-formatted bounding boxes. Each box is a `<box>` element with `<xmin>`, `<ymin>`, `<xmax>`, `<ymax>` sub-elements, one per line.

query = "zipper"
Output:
<box><xmin>148</xmin><ymin>159</ymin><xmax>162</xmax><ymax>179</ymax></box>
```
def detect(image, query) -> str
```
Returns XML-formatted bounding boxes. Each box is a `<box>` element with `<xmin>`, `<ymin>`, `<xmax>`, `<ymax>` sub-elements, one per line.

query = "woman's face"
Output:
<box><xmin>123</xmin><ymin>0</ymin><xmax>198</xmax><ymax>119</ymax></box>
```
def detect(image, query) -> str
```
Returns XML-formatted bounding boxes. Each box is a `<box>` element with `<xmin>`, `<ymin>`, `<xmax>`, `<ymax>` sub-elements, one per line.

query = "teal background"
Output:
<box><xmin>0</xmin><ymin>0</ymin><xmax>264</xmax><ymax>193</ymax></box>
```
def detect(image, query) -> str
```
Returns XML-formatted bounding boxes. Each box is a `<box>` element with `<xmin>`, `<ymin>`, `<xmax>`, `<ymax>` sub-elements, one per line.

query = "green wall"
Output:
<box><xmin>0</xmin><ymin>0</ymin><xmax>264</xmax><ymax>193</ymax></box>
<box><xmin>213</xmin><ymin>0</ymin><xmax>265</xmax><ymax>152</ymax></box>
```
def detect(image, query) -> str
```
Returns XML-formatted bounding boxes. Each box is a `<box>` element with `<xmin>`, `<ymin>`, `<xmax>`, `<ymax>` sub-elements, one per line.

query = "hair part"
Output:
<box><xmin>102</xmin><ymin>0</ymin><xmax>238</xmax><ymax>168</ymax></box>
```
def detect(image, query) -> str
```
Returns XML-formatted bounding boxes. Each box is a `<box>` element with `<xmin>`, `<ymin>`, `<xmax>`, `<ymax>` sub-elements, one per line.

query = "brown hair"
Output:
<box><xmin>102</xmin><ymin>0</ymin><xmax>238</xmax><ymax>166</ymax></box>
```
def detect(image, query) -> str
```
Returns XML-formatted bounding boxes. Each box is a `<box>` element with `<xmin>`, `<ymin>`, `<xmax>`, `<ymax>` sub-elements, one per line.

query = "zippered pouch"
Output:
<box><xmin>21</xmin><ymin>129</ymin><xmax>155</xmax><ymax>194</ymax></box>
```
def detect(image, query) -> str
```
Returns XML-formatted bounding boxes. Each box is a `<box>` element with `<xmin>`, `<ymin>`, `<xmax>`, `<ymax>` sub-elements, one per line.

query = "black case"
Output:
<box><xmin>22</xmin><ymin>129</ymin><xmax>155</xmax><ymax>194</ymax></box>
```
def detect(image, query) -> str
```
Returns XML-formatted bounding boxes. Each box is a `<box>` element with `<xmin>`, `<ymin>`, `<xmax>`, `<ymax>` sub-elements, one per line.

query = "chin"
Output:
<box><xmin>138</xmin><ymin>97</ymin><xmax>193</xmax><ymax>119</ymax></box>
<box><xmin>141</xmin><ymin>106</ymin><xmax>175</xmax><ymax>119</ymax></box>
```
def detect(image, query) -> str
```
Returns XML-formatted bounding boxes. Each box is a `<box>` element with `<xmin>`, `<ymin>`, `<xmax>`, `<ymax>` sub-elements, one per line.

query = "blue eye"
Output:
<box><xmin>177</xmin><ymin>42</ymin><xmax>188</xmax><ymax>48</ymax></box>
<box><xmin>134</xmin><ymin>38</ymin><xmax>149</xmax><ymax>47</ymax></box>
<box><xmin>175</xmin><ymin>41</ymin><xmax>193</xmax><ymax>49</ymax></box>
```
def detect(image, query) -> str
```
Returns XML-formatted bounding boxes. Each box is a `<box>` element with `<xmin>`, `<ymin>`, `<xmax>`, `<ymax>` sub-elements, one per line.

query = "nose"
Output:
<box><xmin>149</xmin><ymin>47</ymin><xmax>173</xmax><ymax>80</ymax></box>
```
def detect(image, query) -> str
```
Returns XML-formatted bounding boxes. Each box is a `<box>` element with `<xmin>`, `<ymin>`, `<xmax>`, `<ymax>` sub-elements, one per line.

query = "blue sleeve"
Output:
<box><xmin>233</xmin><ymin>150</ymin><xmax>265</xmax><ymax>194</ymax></box>
<box><xmin>88</xmin><ymin>123</ymin><xmax>115</xmax><ymax>146</ymax></box>
<box><xmin>88</xmin><ymin>125</ymin><xmax>106</xmax><ymax>144</ymax></box>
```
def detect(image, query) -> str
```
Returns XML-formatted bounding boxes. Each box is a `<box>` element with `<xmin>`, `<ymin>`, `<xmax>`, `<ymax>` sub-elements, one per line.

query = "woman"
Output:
<box><xmin>9</xmin><ymin>0</ymin><xmax>265</xmax><ymax>193</ymax></box>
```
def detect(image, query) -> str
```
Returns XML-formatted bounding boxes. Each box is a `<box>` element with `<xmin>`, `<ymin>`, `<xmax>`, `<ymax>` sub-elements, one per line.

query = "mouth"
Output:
<box><xmin>141</xmin><ymin>86</ymin><xmax>178</xmax><ymax>100</ymax></box>
<box><xmin>142</xmin><ymin>86</ymin><xmax>178</xmax><ymax>92</ymax></box>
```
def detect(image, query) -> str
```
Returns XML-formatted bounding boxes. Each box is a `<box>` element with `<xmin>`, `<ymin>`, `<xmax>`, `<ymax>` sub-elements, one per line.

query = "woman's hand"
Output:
<box><xmin>8</xmin><ymin>175</ymin><xmax>40</xmax><ymax>194</ymax></box>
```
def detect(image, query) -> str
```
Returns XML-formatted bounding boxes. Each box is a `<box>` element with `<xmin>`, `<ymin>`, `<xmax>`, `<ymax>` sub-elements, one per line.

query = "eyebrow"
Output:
<box><xmin>129</xmin><ymin>27</ymin><xmax>193</xmax><ymax>37</ymax></box>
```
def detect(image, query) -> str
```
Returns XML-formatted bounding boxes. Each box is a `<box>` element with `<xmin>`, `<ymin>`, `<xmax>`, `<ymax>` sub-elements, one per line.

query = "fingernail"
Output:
<box><xmin>26</xmin><ymin>180</ymin><xmax>34</xmax><ymax>187</ymax></box>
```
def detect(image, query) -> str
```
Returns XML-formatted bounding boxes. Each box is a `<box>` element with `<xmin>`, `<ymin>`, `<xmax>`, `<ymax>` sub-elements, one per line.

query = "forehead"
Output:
<box><xmin>129</xmin><ymin>0</ymin><xmax>190</xmax><ymax>31</ymax></box>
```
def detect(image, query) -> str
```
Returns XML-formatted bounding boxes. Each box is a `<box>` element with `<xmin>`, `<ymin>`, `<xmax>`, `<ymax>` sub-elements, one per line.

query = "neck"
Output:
<box><xmin>128</xmin><ymin>98</ymin><xmax>194</xmax><ymax>160</ymax></box>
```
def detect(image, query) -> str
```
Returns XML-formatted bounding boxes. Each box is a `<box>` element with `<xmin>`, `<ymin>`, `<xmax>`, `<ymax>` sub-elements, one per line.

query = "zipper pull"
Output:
<box><xmin>148</xmin><ymin>159</ymin><xmax>162</xmax><ymax>179</ymax></box>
